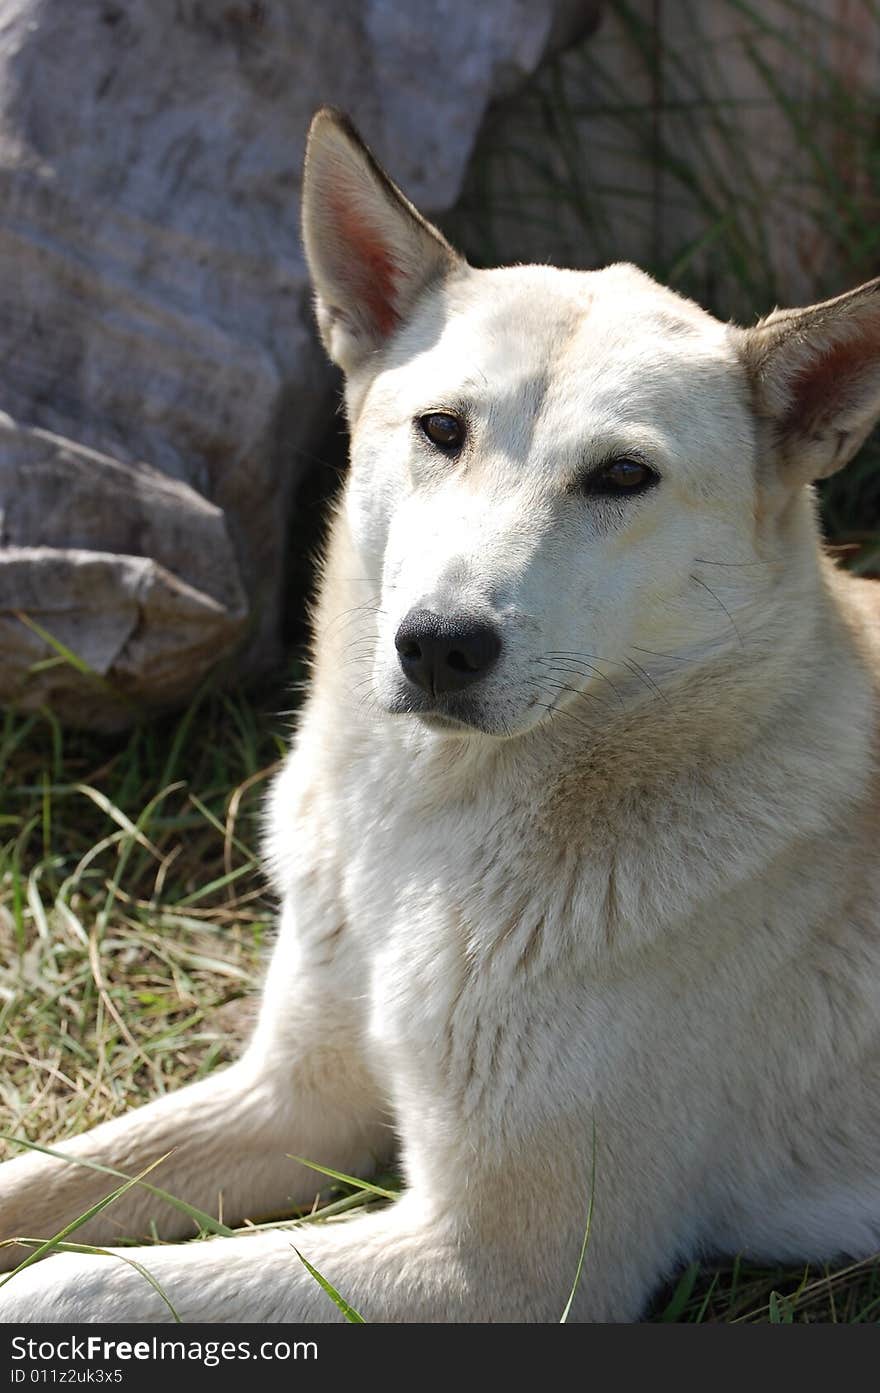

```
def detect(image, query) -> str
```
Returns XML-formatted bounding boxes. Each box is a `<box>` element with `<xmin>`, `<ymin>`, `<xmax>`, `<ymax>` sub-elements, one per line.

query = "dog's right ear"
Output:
<box><xmin>301</xmin><ymin>108</ymin><xmax>462</xmax><ymax>374</ymax></box>
<box><xmin>736</xmin><ymin>277</ymin><xmax>880</xmax><ymax>486</ymax></box>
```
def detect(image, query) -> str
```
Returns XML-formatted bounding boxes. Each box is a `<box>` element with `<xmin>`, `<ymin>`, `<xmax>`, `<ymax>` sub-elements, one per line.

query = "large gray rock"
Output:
<box><xmin>0</xmin><ymin>415</ymin><xmax>248</xmax><ymax>724</ymax></box>
<box><xmin>449</xmin><ymin>2</ymin><xmax>880</xmax><ymax>320</ymax></box>
<box><xmin>0</xmin><ymin>0</ymin><xmax>596</xmax><ymax>729</ymax></box>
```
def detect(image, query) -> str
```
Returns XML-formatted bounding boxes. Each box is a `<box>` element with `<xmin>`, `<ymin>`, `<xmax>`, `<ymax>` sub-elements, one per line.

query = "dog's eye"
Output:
<box><xmin>419</xmin><ymin>412</ymin><xmax>465</xmax><ymax>453</ymax></box>
<box><xmin>585</xmin><ymin>458</ymin><xmax>658</xmax><ymax>496</ymax></box>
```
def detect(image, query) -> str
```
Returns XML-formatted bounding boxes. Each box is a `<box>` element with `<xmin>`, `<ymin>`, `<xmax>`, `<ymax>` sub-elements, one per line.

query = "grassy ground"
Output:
<box><xmin>0</xmin><ymin>688</ymin><xmax>284</xmax><ymax>1153</ymax></box>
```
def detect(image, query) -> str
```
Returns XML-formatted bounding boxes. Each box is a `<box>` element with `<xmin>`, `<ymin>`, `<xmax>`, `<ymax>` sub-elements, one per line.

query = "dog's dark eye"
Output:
<box><xmin>585</xmin><ymin>458</ymin><xmax>658</xmax><ymax>496</ymax></box>
<box><xmin>419</xmin><ymin>412</ymin><xmax>465</xmax><ymax>453</ymax></box>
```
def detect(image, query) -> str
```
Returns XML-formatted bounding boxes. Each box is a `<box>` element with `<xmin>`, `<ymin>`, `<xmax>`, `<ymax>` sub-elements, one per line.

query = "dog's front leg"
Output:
<box><xmin>0</xmin><ymin>898</ymin><xmax>389</xmax><ymax>1272</ymax></box>
<box><xmin>0</xmin><ymin>1198</ymin><xmax>450</xmax><ymax>1323</ymax></box>
<box><xmin>0</xmin><ymin>1146</ymin><xmax>663</xmax><ymax>1322</ymax></box>
<box><xmin>0</xmin><ymin>1195</ymin><xmax>554</xmax><ymax>1323</ymax></box>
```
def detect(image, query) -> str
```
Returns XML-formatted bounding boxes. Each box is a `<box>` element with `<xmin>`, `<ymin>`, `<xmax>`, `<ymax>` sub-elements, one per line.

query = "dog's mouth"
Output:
<box><xmin>385</xmin><ymin>687</ymin><xmax>498</xmax><ymax>736</ymax></box>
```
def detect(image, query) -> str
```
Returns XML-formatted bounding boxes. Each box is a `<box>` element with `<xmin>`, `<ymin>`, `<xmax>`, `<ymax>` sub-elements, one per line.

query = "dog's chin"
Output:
<box><xmin>383</xmin><ymin>687</ymin><xmax>510</xmax><ymax>738</ymax></box>
<box><xmin>415</xmin><ymin>710</ymin><xmax>486</xmax><ymax>736</ymax></box>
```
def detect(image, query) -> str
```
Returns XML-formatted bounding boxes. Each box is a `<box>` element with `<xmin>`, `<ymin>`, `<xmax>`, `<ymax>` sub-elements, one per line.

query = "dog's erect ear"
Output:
<box><xmin>737</xmin><ymin>277</ymin><xmax>880</xmax><ymax>485</ymax></box>
<box><xmin>301</xmin><ymin>108</ymin><xmax>461</xmax><ymax>373</ymax></box>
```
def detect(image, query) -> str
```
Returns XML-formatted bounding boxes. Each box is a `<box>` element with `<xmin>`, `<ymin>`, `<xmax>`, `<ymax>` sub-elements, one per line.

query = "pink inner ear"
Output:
<box><xmin>786</xmin><ymin>328</ymin><xmax>878</xmax><ymax>434</ymax></box>
<box><xmin>329</xmin><ymin>192</ymin><xmax>400</xmax><ymax>339</ymax></box>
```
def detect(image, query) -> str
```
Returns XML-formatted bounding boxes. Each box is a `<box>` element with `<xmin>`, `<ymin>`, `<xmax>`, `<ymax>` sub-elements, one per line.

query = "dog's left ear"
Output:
<box><xmin>737</xmin><ymin>277</ymin><xmax>880</xmax><ymax>484</ymax></box>
<box><xmin>301</xmin><ymin>107</ymin><xmax>462</xmax><ymax>374</ymax></box>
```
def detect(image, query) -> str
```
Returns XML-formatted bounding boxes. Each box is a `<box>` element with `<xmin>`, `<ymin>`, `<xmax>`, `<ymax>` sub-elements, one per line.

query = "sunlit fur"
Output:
<box><xmin>2</xmin><ymin>110</ymin><xmax>880</xmax><ymax>1322</ymax></box>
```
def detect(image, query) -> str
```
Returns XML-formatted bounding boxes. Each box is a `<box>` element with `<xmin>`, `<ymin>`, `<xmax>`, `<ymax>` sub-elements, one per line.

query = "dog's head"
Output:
<box><xmin>301</xmin><ymin>108</ymin><xmax>880</xmax><ymax>740</ymax></box>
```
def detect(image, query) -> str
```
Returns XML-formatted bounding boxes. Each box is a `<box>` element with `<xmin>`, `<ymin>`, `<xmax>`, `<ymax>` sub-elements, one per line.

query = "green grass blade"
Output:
<box><xmin>0</xmin><ymin>1135</ymin><xmax>235</xmax><ymax>1238</ymax></box>
<box><xmin>291</xmin><ymin>1246</ymin><xmax>365</xmax><ymax>1322</ymax></box>
<box><xmin>559</xmin><ymin>1118</ymin><xmax>598</xmax><ymax>1322</ymax></box>
<box><xmin>0</xmin><ymin>1152</ymin><xmax>173</xmax><ymax>1286</ymax></box>
<box><xmin>15</xmin><ymin>613</ymin><xmax>99</xmax><ymax>679</ymax></box>
<box><xmin>659</xmin><ymin>1261</ymin><xmax>701</xmax><ymax>1321</ymax></box>
<box><xmin>286</xmin><ymin>1155</ymin><xmax>398</xmax><ymax>1201</ymax></box>
<box><xmin>186</xmin><ymin>790</ymin><xmax>257</xmax><ymax>865</ymax></box>
<box><xmin>768</xmin><ymin>1289</ymin><xmax>793</xmax><ymax>1323</ymax></box>
<box><xmin>693</xmin><ymin>1269</ymin><xmax>720</xmax><ymax>1323</ymax></box>
<box><xmin>14</xmin><ymin>613</ymin><xmax>137</xmax><ymax>713</ymax></box>
<box><xmin>174</xmin><ymin>862</ymin><xmax>255</xmax><ymax>908</ymax></box>
<box><xmin>10</xmin><ymin>1240</ymin><xmax>181</xmax><ymax>1322</ymax></box>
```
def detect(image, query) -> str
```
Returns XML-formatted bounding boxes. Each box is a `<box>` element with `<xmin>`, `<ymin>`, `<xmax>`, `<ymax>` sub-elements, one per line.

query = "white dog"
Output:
<box><xmin>1</xmin><ymin>107</ymin><xmax>880</xmax><ymax>1322</ymax></box>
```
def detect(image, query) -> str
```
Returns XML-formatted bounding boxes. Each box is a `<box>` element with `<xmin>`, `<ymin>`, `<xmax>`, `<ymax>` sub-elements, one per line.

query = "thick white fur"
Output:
<box><xmin>2</xmin><ymin>110</ymin><xmax>880</xmax><ymax>1322</ymax></box>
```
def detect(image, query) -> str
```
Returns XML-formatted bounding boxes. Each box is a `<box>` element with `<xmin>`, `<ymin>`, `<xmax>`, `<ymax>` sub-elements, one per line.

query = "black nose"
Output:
<box><xmin>394</xmin><ymin>609</ymin><xmax>502</xmax><ymax>696</ymax></box>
